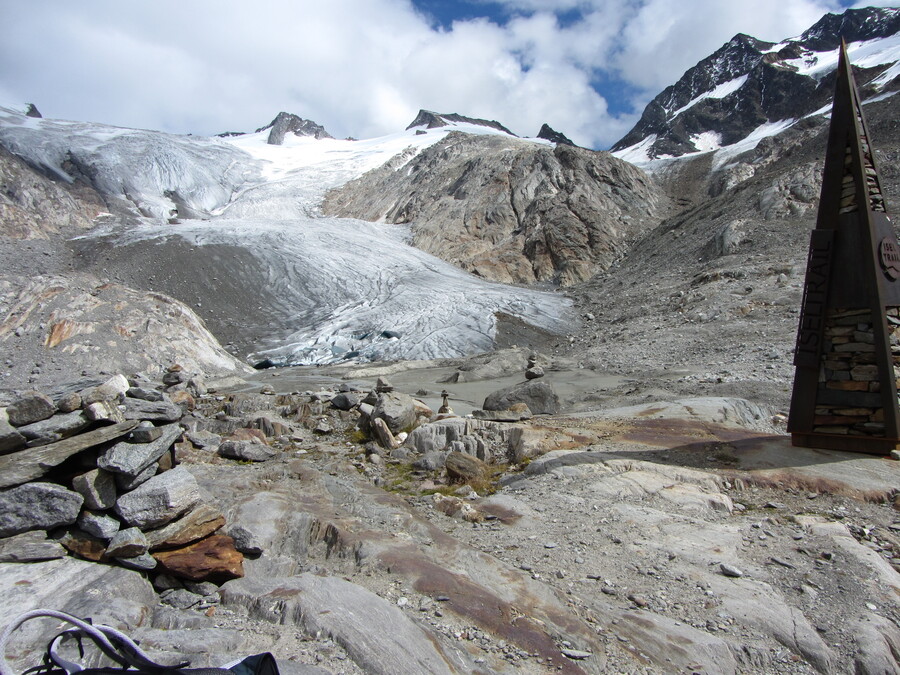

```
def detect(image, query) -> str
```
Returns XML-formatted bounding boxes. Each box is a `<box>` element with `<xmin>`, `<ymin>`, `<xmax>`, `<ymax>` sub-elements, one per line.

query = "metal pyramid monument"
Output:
<box><xmin>788</xmin><ymin>40</ymin><xmax>900</xmax><ymax>454</ymax></box>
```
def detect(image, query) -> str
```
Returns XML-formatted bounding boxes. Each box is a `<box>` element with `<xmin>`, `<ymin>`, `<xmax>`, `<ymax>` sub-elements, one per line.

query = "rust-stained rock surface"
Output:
<box><xmin>153</xmin><ymin>534</ymin><xmax>244</xmax><ymax>583</ymax></box>
<box><xmin>0</xmin><ymin>273</ymin><xmax>252</xmax><ymax>387</ymax></box>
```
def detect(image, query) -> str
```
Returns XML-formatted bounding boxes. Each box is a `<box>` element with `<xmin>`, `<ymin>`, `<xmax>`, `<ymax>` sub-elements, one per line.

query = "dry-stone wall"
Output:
<box><xmin>814</xmin><ymin>308</ymin><xmax>885</xmax><ymax>435</ymax></box>
<box><xmin>0</xmin><ymin>367</ymin><xmax>244</xmax><ymax>582</ymax></box>
<box><xmin>813</xmin><ymin>307</ymin><xmax>900</xmax><ymax>437</ymax></box>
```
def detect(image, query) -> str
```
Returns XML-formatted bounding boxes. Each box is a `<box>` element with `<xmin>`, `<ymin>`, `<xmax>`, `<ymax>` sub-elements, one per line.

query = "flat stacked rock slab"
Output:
<box><xmin>0</xmin><ymin>422</ymin><xmax>138</xmax><ymax>489</ymax></box>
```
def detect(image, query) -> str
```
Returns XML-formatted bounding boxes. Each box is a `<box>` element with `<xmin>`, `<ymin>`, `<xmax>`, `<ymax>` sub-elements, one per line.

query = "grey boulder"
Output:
<box><xmin>84</xmin><ymin>400</ymin><xmax>126</xmax><ymax>424</ymax></box>
<box><xmin>114</xmin><ymin>466</ymin><xmax>201</xmax><ymax>529</ymax></box>
<box><xmin>127</xmin><ymin>387</ymin><xmax>165</xmax><ymax>402</ymax></box>
<box><xmin>115</xmin><ymin>462</ymin><xmax>160</xmax><ymax>491</ymax></box>
<box><xmin>131</xmin><ymin>423</ymin><xmax>164</xmax><ymax>443</ymax></box>
<box><xmin>0</xmin><ymin>482</ymin><xmax>84</xmax><ymax>537</ymax></box>
<box><xmin>116</xmin><ymin>552</ymin><xmax>158</xmax><ymax>571</ymax></box>
<box><xmin>81</xmin><ymin>375</ymin><xmax>130</xmax><ymax>404</ymax></box>
<box><xmin>412</xmin><ymin>451</ymin><xmax>447</xmax><ymax>471</ymax></box>
<box><xmin>6</xmin><ymin>392</ymin><xmax>56</xmax><ymax>426</ymax></box>
<box><xmin>17</xmin><ymin>411</ymin><xmax>90</xmax><ymax>446</ymax></box>
<box><xmin>483</xmin><ymin>380</ymin><xmax>560</xmax><ymax>415</ymax></box>
<box><xmin>106</xmin><ymin>527</ymin><xmax>149</xmax><ymax>558</ymax></box>
<box><xmin>218</xmin><ymin>440</ymin><xmax>275</xmax><ymax>462</ymax></box>
<box><xmin>224</xmin><ymin>524</ymin><xmax>263</xmax><ymax>556</ymax></box>
<box><xmin>0</xmin><ymin>530</ymin><xmax>67</xmax><ymax>562</ymax></box>
<box><xmin>78</xmin><ymin>510</ymin><xmax>121</xmax><ymax>540</ymax></box>
<box><xmin>0</xmin><ymin>409</ymin><xmax>26</xmax><ymax>454</ymax></box>
<box><xmin>331</xmin><ymin>392</ymin><xmax>361</xmax><ymax>411</ymax></box>
<box><xmin>55</xmin><ymin>393</ymin><xmax>82</xmax><ymax>414</ymax></box>
<box><xmin>72</xmin><ymin>468</ymin><xmax>117</xmax><ymax>510</ymax></box>
<box><xmin>372</xmin><ymin>392</ymin><xmax>417</xmax><ymax>434</ymax></box>
<box><xmin>122</xmin><ymin>398</ymin><xmax>182</xmax><ymax>423</ymax></box>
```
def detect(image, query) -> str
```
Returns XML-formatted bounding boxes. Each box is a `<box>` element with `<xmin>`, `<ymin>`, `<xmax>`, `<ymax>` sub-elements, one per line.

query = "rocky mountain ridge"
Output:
<box><xmin>613</xmin><ymin>6</ymin><xmax>900</xmax><ymax>161</ymax></box>
<box><xmin>0</xmin><ymin>6</ymin><xmax>898</xmax><ymax>385</ymax></box>
<box><xmin>405</xmin><ymin>109</ymin><xmax>517</xmax><ymax>136</ymax></box>
<box><xmin>255</xmin><ymin>112</ymin><xmax>333</xmax><ymax>145</ymax></box>
<box><xmin>322</xmin><ymin>132</ymin><xmax>662</xmax><ymax>286</ymax></box>
<box><xmin>536</xmin><ymin>123</ymin><xmax>576</xmax><ymax>146</ymax></box>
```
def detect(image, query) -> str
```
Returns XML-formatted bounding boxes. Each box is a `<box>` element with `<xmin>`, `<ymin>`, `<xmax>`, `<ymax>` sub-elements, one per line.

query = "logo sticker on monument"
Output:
<box><xmin>878</xmin><ymin>235</ymin><xmax>900</xmax><ymax>280</ymax></box>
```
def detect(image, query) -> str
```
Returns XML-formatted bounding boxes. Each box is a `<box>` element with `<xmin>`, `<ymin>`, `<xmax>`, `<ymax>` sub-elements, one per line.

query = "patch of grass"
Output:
<box><xmin>347</xmin><ymin>429</ymin><xmax>369</xmax><ymax>444</ymax></box>
<box><xmin>455</xmin><ymin>463</ymin><xmax>508</xmax><ymax>496</ymax></box>
<box><xmin>420</xmin><ymin>485</ymin><xmax>457</xmax><ymax>497</ymax></box>
<box><xmin>382</xmin><ymin>462</ymin><xmax>418</xmax><ymax>493</ymax></box>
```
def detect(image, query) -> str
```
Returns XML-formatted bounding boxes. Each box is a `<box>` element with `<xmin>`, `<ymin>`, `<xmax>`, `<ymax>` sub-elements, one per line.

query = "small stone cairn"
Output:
<box><xmin>0</xmin><ymin>367</ymin><xmax>243</xmax><ymax>583</ymax></box>
<box><xmin>438</xmin><ymin>390</ymin><xmax>453</xmax><ymax>415</ymax></box>
<box><xmin>524</xmin><ymin>354</ymin><xmax>544</xmax><ymax>380</ymax></box>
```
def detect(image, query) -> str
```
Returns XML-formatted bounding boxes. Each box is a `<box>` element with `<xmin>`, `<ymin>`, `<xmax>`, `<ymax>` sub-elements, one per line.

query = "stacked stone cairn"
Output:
<box><xmin>0</xmin><ymin>367</ymin><xmax>244</xmax><ymax>589</ymax></box>
<box><xmin>524</xmin><ymin>353</ymin><xmax>544</xmax><ymax>380</ymax></box>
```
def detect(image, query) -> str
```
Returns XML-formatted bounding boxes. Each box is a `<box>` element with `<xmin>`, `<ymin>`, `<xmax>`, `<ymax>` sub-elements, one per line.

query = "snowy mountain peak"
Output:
<box><xmin>793</xmin><ymin>6</ymin><xmax>900</xmax><ymax>52</ymax></box>
<box><xmin>255</xmin><ymin>112</ymin><xmax>332</xmax><ymax>145</ymax></box>
<box><xmin>0</xmin><ymin>102</ymin><xmax>42</xmax><ymax>118</ymax></box>
<box><xmin>405</xmin><ymin>109</ymin><xmax>516</xmax><ymax>136</ymax></box>
<box><xmin>612</xmin><ymin>5</ymin><xmax>900</xmax><ymax>166</ymax></box>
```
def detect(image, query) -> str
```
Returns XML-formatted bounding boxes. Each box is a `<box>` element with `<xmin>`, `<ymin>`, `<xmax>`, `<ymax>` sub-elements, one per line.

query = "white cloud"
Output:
<box><xmin>0</xmin><ymin>0</ymin><xmax>856</xmax><ymax>149</ymax></box>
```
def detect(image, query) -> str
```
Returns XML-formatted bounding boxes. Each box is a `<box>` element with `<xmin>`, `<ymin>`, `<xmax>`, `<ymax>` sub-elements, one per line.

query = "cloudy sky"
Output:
<box><xmin>0</xmin><ymin>0</ymin><xmax>892</xmax><ymax>149</ymax></box>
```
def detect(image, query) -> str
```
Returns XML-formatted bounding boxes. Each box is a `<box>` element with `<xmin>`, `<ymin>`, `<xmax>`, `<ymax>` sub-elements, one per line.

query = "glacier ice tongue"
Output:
<box><xmin>2</xmin><ymin>106</ymin><xmax>572</xmax><ymax>365</ymax></box>
<box><xmin>107</xmin><ymin>217</ymin><xmax>573</xmax><ymax>366</ymax></box>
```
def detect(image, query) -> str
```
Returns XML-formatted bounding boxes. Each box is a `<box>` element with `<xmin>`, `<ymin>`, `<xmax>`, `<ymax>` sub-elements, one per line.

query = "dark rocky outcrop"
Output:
<box><xmin>0</xmin><ymin>145</ymin><xmax>104</xmax><ymax>239</ymax></box>
<box><xmin>537</xmin><ymin>123</ymin><xmax>576</xmax><ymax>146</ymax></box>
<box><xmin>405</xmin><ymin>109</ymin><xmax>516</xmax><ymax>136</ymax></box>
<box><xmin>257</xmin><ymin>112</ymin><xmax>332</xmax><ymax>145</ymax></box>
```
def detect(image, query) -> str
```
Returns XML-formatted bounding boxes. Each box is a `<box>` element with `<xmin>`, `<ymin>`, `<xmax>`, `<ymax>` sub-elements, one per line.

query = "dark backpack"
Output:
<box><xmin>0</xmin><ymin>610</ymin><xmax>279</xmax><ymax>675</ymax></box>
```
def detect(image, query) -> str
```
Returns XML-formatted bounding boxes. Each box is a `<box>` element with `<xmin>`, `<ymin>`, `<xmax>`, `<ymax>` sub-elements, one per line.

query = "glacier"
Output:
<box><xmin>0</xmin><ymin>106</ymin><xmax>573</xmax><ymax>366</ymax></box>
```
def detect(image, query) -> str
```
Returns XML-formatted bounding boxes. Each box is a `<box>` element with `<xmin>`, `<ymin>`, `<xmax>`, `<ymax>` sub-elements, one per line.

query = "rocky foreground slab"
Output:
<box><xmin>0</xmin><ymin>361</ymin><xmax>898</xmax><ymax>674</ymax></box>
